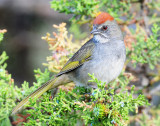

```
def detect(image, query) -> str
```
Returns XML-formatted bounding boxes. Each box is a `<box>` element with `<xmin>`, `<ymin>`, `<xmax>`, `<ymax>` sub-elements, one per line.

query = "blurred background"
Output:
<box><xmin>0</xmin><ymin>0</ymin><xmax>71</xmax><ymax>85</ymax></box>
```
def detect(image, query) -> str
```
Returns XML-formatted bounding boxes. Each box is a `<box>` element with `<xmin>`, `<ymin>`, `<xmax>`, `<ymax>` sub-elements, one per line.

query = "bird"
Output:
<box><xmin>11</xmin><ymin>12</ymin><xmax>126</xmax><ymax>115</ymax></box>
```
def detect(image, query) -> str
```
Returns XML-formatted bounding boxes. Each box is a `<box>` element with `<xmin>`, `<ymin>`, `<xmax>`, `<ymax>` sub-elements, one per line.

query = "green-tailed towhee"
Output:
<box><xmin>11</xmin><ymin>12</ymin><xmax>126</xmax><ymax>115</ymax></box>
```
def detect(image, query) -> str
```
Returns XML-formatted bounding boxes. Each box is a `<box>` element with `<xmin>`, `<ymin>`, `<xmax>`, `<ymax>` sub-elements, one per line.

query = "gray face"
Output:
<box><xmin>96</xmin><ymin>24</ymin><xmax>110</xmax><ymax>38</ymax></box>
<box><xmin>91</xmin><ymin>21</ymin><xmax>110</xmax><ymax>38</ymax></box>
<box><xmin>91</xmin><ymin>20</ymin><xmax>123</xmax><ymax>42</ymax></box>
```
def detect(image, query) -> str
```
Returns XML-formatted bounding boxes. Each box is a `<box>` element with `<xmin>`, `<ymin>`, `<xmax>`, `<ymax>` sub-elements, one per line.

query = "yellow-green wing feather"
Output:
<box><xmin>57</xmin><ymin>40</ymin><xmax>95</xmax><ymax>76</ymax></box>
<box><xmin>11</xmin><ymin>39</ymin><xmax>95</xmax><ymax>115</ymax></box>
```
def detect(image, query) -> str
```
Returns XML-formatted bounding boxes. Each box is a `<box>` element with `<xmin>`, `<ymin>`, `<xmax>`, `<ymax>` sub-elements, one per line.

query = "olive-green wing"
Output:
<box><xmin>57</xmin><ymin>39</ymin><xmax>95</xmax><ymax>76</ymax></box>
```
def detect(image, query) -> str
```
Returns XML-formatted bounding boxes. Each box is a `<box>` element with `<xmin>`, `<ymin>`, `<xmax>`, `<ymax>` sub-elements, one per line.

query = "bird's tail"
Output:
<box><xmin>11</xmin><ymin>77</ymin><xmax>58</xmax><ymax>115</ymax></box>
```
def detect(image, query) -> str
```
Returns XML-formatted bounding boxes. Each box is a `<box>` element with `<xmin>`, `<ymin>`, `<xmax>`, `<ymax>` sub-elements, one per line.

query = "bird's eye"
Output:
<box><xmin>102</xmin><ymin>25</ymin><xmax>108</xmax><ymax>30</ymax></box>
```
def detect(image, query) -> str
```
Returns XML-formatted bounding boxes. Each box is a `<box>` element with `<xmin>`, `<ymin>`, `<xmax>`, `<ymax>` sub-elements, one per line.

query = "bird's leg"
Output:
<box><xmin>50</xmin><ymin>88</ymin><xmax>59</xmax><ymax>100</ymax></box>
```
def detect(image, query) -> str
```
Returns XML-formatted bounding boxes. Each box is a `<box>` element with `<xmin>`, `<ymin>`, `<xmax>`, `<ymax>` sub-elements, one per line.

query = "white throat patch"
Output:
<box><xmin>94</xmin><ymin>35</ymin><xmax>110</xmax><ymax>43</ymax></box>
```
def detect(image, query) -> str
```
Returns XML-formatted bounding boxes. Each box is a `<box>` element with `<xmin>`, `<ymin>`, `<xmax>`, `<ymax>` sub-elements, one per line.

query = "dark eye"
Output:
<box><xmin>102</xmin><ymin>25</ymin><xmax>108</xmax><ymax>30</ymax></box>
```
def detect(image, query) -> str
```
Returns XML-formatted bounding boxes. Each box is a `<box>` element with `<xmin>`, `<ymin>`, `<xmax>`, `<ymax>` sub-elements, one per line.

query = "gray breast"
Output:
<box><xmin>71</xmin><ymin>40</ymin><xmax>126</xmax><ymax>88</ymax></box>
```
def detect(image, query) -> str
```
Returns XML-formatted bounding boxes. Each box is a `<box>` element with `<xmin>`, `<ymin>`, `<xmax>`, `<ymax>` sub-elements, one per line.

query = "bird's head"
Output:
<box><xmin>91</xmin><ymin>12</ymin><xmax>123</xmax><ymax>43</ymax></box>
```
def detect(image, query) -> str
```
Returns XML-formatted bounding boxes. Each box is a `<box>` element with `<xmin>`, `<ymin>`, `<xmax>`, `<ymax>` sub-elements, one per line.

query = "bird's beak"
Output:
<box><xmin>91</xmin><ymin>26</ymin><xmax>99</xmax><ymax>34</ymax></box>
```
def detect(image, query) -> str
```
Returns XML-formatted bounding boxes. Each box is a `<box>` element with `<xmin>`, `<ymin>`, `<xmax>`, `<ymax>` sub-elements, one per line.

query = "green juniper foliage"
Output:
<box><xmin>50</xmin><ymin>0</ymin><xmax>131</xmax><ymax>23</ymax></box>
<box><xmin>127</xmin><ymin>24</ymin><xmax>160</xmax><ymax>69</ymax></box>
<box><xmin>50</xmin><ymin>0</ymin><xmax>99</xmax><ymax>23</ymax></box>
<box><xmin>0</xmin><ymin>32</ymin><xmax>13</xmax><ymax>126</ymax></box>
<box><xmin>0</xmin><ymin>31</ymin><xmax>52</xmax><ymax>125</ymax></box>
<box><xmin>0</xmin><ymin>32</ymin><xmax>5</xmax><ymax>42</ymax></box>
<box><xmin>23</xmin><ymin>73</ymin><xmax>149</xmax><ymax>126</ymax></box>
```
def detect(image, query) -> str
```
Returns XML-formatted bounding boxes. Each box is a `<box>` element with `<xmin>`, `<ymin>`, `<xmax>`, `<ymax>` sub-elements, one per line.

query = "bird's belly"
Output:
<box><xmin>72</xmin><ymin>54</ymin><xmax>125</xmax><ymax>88</ymax></box>
<box><xmin>89</xmin><ymin>56</ymin><xmax>124</xmax><ymax>85</ymax></box>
